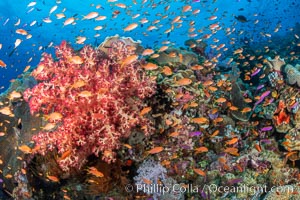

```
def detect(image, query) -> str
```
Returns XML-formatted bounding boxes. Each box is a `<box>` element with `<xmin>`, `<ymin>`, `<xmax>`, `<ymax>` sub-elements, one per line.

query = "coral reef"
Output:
<box><xmin>1</xmin><ymin>34</ymin><xmax>300</xmax><ymax>200</ymax></box>
<box><xmin>23</xmin><ymin>39</ymin><xmax>156</xmax><ymax>171</ymax></box>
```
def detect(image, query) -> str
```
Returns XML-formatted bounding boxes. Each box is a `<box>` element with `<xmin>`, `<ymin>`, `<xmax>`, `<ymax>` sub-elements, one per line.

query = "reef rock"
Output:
<box><xmin>97</xmin><ymin>34</ymin><xmax>144</xmax><ymax>56</ymax></box>
<box><xmin>151</xmin><ymin>48</ymin><xmax>199</xmax><ymax>69</ymax></box>
<box><xmin>265</xmin><ymin>56</ymin><xmax>285</xmax><ymax>71</ymax></box>
<box><xmin>184</xmin><ymin>39</ymin><xmax>207</xmax><ymax>56</ymax></box>
<box><xmin>284</xmin><ymin>63</ymin><xmax>300</xmax><ymax>87</ymax></box>
<box><xmin>230</xmin><ymin>81</ymin><xmax>251</xmax><ymax>121</ymax></box>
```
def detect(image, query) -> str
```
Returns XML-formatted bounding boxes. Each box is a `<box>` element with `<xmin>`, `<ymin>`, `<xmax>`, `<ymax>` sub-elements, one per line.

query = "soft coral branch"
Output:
<box><xmin>24</xmin><ymin>39</ymin><xmax>156</xmax><ymax>171</ymax></box>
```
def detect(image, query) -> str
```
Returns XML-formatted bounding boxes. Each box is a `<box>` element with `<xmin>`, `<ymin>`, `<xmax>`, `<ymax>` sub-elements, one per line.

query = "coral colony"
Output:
<box><xmin>23</xmin><ymin>38</ymin><xmax>156</xmax><ymax>171</ymax></box>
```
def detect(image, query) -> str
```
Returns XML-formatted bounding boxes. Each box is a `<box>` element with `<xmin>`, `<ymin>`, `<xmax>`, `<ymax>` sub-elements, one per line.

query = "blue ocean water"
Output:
<box><xmin>0</xmin><ymin>0</ymin><xmax>299</xmax><ymax>93</ymax></box>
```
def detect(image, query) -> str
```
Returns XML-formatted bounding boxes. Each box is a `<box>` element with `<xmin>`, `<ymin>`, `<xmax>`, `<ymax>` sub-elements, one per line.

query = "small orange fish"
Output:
<box><xmin>0</xmin><ymin>59</ymin><xmax>7</xmax><ymax>68</ymax></box>
<box><xmin>225</xmin><ymin>138</ymin><xmax>239</xmax><ymax>145</ymax></box>
<box><xmin>241</xmin><ymin>107</ymin><xmax>252</xmax><ymax>113</ymax></box>
<box><xmin>142</xmin><ymin>178</ymin><xmax>152</xmax><ymax>185</ymax></box>
<box><xmin>0</xmin><ymin>106</ymin><xmax>13</xmax><ymax>116</ymax></box>
<box><xmin>148</xmin><ymin>146</ymin><xmax>164</xmax><ymax>154</ymax></box>
<box><xmin>143</xmin><ymin>63</ymin><xmax>158</xmax><ymax>70</ymax></box>
<box><xmin>175</xmin><ymin>78</ymin><xmax>192</xmax><ymax>86</ymax></box>
<box><xmin>5</xmin><ymin>174</ymin><xmax>13</xmax><ymax>179</ymax></box>
<box><xmin>158</xmin><ymin>46</ymin><xmax>168</xmax><ymax>52</ymax></box>
<box><xmin>235</xmin><ymin>164</ymin><xmax>243</xmax><ymax>172</ymax></box>
<box><xmin>165</xmin><ymin>119</ymin><xmax>173</xmax><ymax>126</ymax></box>
<box><xmin>58</xmin><ymin>149</ymin><xmax>72</xmax><ymax>161</ymax></box>
<box><xmin>210</xmin><ymin>108</ymin><xmax>219</xmax><ymax>115</ymax></box>
<box><xmin>47</xmin><ymin>175</ymin><xmax>60</xmax><ymax>182</ymax></box>
<box><xmin>193</xmin><ymin>168</ymin><xmax>206</xmax><ymax>176</ymax></box>
<box><xmin>194</xmin><ymin>146</ymin><xmax>208</xmax><ymax>154</ymax></box>
<box><xmin>203</xmin><ymin>80</ymin><xmax>214</xmax><ymax>86</ymax></box>
<box><xmin>161</xmin><ymin>66</ymin><xmax>173</xmax><ymax>76</ymax></box>
<box><xmin>142</xmin><ymin>49</ymin><xmax>154</xmax><ymax>56</ymax></box>
<box><xmin>213</xmin><ymin>117</ymin><xmax>224</xmax><ymax>123</ymax></box>
<box><xmin>244</xmin><ymin>98</ymin><xmax>253</xmax><ymax>103</ymax></box>
<box><xmin>42</xmin><ymin>123</ymin><xmax>56</xmax><ymax>131</ymax></box>
<box><xmin>169</xmin><ymin>131</ymin><xmax>179</xmax><ymax>137</ymax></box>
<box><xmin>63</xmin><ymin>17</ymin><xmax>75</xmax><ymax>26</ymax></box>
<box><xmin>210</xmin><ymin>130</ymin><xmax>220</xmax><ymax>137</ymax></box>
<box><xmin>124</xmin><ymin>23</ymin><xmax>138</xmax><ymax>31</ymax></box>
<box><xmin>83</xmin><ymin>11</ymin><xmax>99</xmax><ymax>20</ymax></box>
<box><xmin>191</xmin><ymin>117</ymin><xmax>209</xmax><ymax>124</ymax></box>
<box><xmin>78</xmin><ymin>90</ymin><xmax>92</xmax><ymax>98</ymax></box>
<box><xmin>254</xmin><ymin>143</ymin><xmax>262</xmax><ymax>152</ymax></box>
<box><xmin>46</xmin><ymin>112</ymin><xmax>63</xmax><ymax>121</ymax></box>
<box><xmin>18</xmin><ymin>145</ymin><xmax>32</xmax><ymax>154</ymax></box>
<box><xmin>23</xmin><ymin>65</ymin><xmax>31</xmax><ymax>72</ymax></box>
<box><xmin>281</xmin><ymin>141</ymin><xmax>290</xmax><ymax>146</ymax></box>
<box><xmin>208</xmin><ymin>86</ymin><xmax>218</xmax><ymax>92</ymax></box>
<box><xmin>140</xmin><ymin>107</ymin><xmax>152</xmax><ymax>116</ymax></box>
<box><xmin>218</xmin><ymin>157</ymin><xmax>227</xmax><ymax>164</ymax></box>
<box><xmin>191</xmin><ymin>65</ymin><xmax>204</xmax><ymax>70</ymax></box>
<box><xmin>150</xmin><ymin>54</ymin><xmax>160</xmax><ymax>58</ymax></box>
<box><xmin>16</xmin><ymin>29</ymin><xmax>28</xmax><ymax>35</ymax></box>
<box><xmin>229</xmin><ymin>106</ymin><xmax>239</xmax><ymax>111</ymax></box>
<box><xmin>215</xmin><ymin>97</ymin><xmax>227</xmax><ymax>103</ymax></box>
<box><xmin>182</xmin><ymin>5</ymin><xmax>192</xmax><ymax>12</ymax></box>
<box><xmin>87</xmin><ymin>167</ymin><xmax>104</xmax><ymax>178</ymax></box>
<box><xmin>189</xmin><ymin>102</ymin><xmax>198</xmax><ymax>107</ymax></box>
<box><xmin>123</xmin><ymin>144</ymin><xmax>132</xmax><ymax>149</ymax></box>
<box><xmin>120</xmin><ymin>55</ymin><xmax>138</xmax><ymax>68</ymax></box>
<box><xmin>224</xmin><ymin>147</ymin><xmax>239</xmax><ymax>156</ymax></box>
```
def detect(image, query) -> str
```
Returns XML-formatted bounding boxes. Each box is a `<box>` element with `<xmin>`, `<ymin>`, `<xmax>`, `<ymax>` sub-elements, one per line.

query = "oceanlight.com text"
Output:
<box><xmin>124</xmin><ymin>183</ymin><xmax>294</xmax><ymax>196</ymax></box>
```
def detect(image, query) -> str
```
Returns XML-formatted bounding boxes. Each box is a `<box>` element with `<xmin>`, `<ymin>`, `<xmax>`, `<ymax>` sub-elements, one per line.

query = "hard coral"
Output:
<box><xmin>285</xmin><ymin>64</ymin><xmax>300</xmax><ymax>87</ymax></box>
<box><xmin>23</xmin><ymin>39</ymin><xmax>156</xmax><ymax>171</ymax></box>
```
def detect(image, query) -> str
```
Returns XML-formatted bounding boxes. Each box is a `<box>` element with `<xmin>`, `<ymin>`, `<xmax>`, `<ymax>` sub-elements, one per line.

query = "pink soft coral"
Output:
<box><xmin>24</xmin><ymin>40</ymin><xmax>156</xmax><ymax>171</ymax></box>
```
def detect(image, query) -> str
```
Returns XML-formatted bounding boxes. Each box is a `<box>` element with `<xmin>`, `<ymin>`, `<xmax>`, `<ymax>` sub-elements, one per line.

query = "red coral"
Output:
<box><xmin>24</xmin><ymin>40</ymin><xmax>156</xmax><ymax>171</ymax></box>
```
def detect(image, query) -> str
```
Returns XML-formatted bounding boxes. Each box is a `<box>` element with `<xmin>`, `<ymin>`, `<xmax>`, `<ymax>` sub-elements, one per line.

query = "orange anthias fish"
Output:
<box><xmin>45</xmin><ymin>112</ymin><xmax>63</xmax><ymax>121</ymax></box>
<box><xmin>215</xmin><ymin>97</ymin><xmax>227</xmax><ymax>103</ymax></box>
<box><xmin>161</xmin><ymin>66</ymin><xmax>173</xmax><ymax>76</ymax></box>
<box><xmin>224</xmin><ymin>147</ymin><xmax>239</xmax><ymax>156</ymax></box>
<box><xmin>47</xmin><ymin>175</ymin><xmax>60</xmax><ymax>182</ymax></box>
<box><xmin>142</xmin><ymin>49</ymin><xmax>154</xmax><ymax>56</ymax></box>
<box><xmin>123</xmin><ymin>23</ymin><xmax>138</xmax><ymax>31</ymax></box>
<box><xmin>191</xmin><ymin>117</ymin><xmax>209</xmax><ymax>124</ymax></box>
<box><xmin>194</xmin><ymin>146</ymin><xmax>209</xmax><ymax>154</ymax></box>
<box><xmin>18</xmin><ymin>145</ymin><xmax>32</xmax><ymax>154</ymax></box>
<box><xmin>140</xmin><ymin>107</ymin><xmax>152</xmax><ymax>116</ymax></box>
<box><xmin>225</xmin><ymin>137</ymin><xmax>239</xmax><ymax>145</ymax></box>
<box><xmin>148</xmin><ymin>146</ymin><xmax>164</xmax><ymax>154</ymax></box>
<box><xmin>0</xmin><ymin>59</ymin><xmax>7</xmax><ymax>68</ymax></box>
<box><xmin>241</xmin><ymin>107</ymin><xmax>252</xmax><ymax>113</ymax></box>
<box><xmin>57</xmin><ymin>149</ymin><xmax>72</xmax><ymax>161</ymax></box>
<box><xmin>120</xmin><ymin>55</ymin><xmax>138</xmax><ymax>68</ymax></box>
<box><xmin>87</xmin><ymin>167</ymin><xmax>104</xmax><ymax>178</ymax></box>
<box><xmin>142</xmin><ymin>63</ymin><xmax>158</xmax><ymax>70</ymax></box>
<box><xmin>193</xmin><ymin>168</ymin><xmax>206</xmax><ymax>176</ymax></box>
<box><xmin>175</xmin><ymin>78</ymin><xmax>192</xmax><ymax>86</ymax></box>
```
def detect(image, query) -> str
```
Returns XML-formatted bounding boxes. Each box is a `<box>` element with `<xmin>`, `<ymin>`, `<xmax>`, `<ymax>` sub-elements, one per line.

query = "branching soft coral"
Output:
<box><xmin>23</xmin><ymin>39</ymin><xmax>156</xmax><ymax>171</ymax></box>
